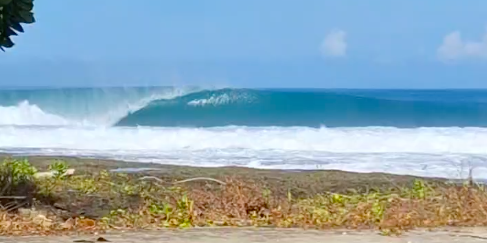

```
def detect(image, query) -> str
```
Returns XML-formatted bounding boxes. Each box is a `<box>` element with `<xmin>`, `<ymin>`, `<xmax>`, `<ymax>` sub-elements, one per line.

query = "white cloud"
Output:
<box><xmin>320</xmin><ymin>30</ymin><xmax>347</xmax><ymax>57</ymax></box>
<box><xmin>438</xmin><ymin>29</ymin><xmax>487</xmax><ymax>61</ymax></box>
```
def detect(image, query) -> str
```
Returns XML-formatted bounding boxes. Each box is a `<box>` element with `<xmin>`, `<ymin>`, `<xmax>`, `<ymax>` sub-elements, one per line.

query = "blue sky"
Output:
<box><xmin>2</xmin><ymin>0</ymin><xmax>487</xmax><ymax>88</ymax></box>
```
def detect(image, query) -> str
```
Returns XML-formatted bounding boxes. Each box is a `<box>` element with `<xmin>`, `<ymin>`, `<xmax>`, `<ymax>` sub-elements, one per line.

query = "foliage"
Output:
<box><xmin>1</xmin><ymin>158</ymin><xmax>37</xmax><ymax>181</ymax></box>
<box><xmin>0</xmin><ymin>158</ymin><xmax>38</xmax><ymax>205</ymax></box>
<box><xmin>0</xmin><ymin>0</ymin><xmax>35</xmax><ymax>51</ymax></box>
<box><xmin>48</xmin><ymin>160</ymin><xmax>69</xmax><ymax>180</ymax></box>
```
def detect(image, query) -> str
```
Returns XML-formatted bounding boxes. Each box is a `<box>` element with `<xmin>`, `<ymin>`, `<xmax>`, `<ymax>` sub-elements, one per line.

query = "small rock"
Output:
<box><xmin>17</xmin><ymin>208</ymin><xmax>32</xmax><ymax>217</ymax></box>
<box><xmin>96</xmin><ymin>237</ymin><xmax>110</xmax><ymax>242</ymax></box>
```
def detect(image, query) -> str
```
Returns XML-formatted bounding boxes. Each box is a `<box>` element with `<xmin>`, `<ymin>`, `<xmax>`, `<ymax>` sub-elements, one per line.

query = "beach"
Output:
<box><xmin>0</xmin><ymin>154</ymin><xmax>475</xmax><ymax>236</ymax></box>
<box><xmin>10</xmin><ymin>154</ymin><xmax>447</xmax><ymax>195</ymax></box>
<box><xmin>0</xmin><ymin>88</ymin><xmax>487</xmax><ymax>239</ymax></box>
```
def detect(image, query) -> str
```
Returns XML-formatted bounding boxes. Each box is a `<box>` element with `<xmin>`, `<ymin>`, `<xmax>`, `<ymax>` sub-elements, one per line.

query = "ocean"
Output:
<box><xmin>1</xmin><ymin>87</ymin><xmax>487</xmax><ymax>179</ymax></box>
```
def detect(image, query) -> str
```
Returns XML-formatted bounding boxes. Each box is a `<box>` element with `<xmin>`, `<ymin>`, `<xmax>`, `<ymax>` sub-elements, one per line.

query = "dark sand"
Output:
<box><xmin>0</xmin><ymin>154</ymin><xmax>450</xmax><ymax>197</ymax></box>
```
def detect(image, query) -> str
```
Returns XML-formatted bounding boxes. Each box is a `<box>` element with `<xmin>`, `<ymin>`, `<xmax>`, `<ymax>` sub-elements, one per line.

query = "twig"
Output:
<box><xmin>0</xmin><ymin>196</ymin><xmax>27</xmax><ymax>199</ymax></box>
<box><xmin>174</xmin><ymin>177</ymin><xmax>226</xmax><ymax>186</ymax></box>
<box><xmin>455</xmin><ymin>234</ymin><xmax>487</xmax><ymax>240</ymax></box>
<box><xmin>5</xmin><ymin>201</ymin><xmax>27</xmax><ymax>213</ymax></box>
<box><xmin>468</xmin><ymin>167</ymin><xmax>474</xmax><ymax>187</ymax></box>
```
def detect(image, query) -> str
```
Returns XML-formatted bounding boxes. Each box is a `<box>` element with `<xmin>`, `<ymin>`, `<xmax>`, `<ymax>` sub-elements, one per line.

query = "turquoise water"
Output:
<box><xmin>1</xmin><ymin>87</ymin><xmax>487</xmax><ymax>179</ymax></box>
<box><xmin>2</xmin><ymin>87</ymin><xmax>487</xmax><ymax>127</ymax></box>
<box><xmin>118</xmin><ymin>88</ymin><xmax>487</xmax><ymax>127</ymax></box>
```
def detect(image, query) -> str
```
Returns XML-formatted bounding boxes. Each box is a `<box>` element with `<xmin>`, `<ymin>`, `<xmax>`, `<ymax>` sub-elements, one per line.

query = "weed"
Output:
<box><xmin>0</xmin><ymin>158</ymin><xmax>38</xmax><ymax>201</ymax></box>
<box><xmin>48</xmin><ymin>160</ymin><xmax>69</xmax><ymax>179</ymax></box>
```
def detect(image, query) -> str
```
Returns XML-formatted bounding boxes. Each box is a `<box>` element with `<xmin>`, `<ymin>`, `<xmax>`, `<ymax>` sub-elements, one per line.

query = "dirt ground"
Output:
<box><xmin>5</xmin><ymin>154</ymin><xmax>451</xmax><ymax>198</ymax></box>
<box><xmin>3</xmin><ymin>228</ymin><xmax>487</xmax><ymax>243</ymax></box>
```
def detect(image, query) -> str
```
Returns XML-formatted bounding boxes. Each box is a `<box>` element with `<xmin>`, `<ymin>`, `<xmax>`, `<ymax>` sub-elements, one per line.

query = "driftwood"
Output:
<box><xmin>174</xmin><ymin>177</ymin><xmax>227</xmax><ymax>186</ymax></box>
<box><xmin>138</xmin><ymin>176</ymin><xmax>226</xmax><ymax>186</ymax></box>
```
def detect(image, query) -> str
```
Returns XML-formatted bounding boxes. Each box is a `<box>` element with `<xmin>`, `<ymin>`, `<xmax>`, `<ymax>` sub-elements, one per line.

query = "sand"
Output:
<box><xmin>3</xmin><ymin>228</ymin><xmax>487</xmax><ymax>243</ymax></box>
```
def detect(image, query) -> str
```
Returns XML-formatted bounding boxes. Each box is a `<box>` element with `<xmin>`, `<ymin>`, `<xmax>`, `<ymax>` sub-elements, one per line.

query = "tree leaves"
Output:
<box><xmin>0</xmin><ymin>0</ymin><xmax>13</xmax><ymax>6</ymax></box>
<box><xmin>0</xmin><ymin>0</ymin><xmax>35</xmax><ymax>51</ymax></box>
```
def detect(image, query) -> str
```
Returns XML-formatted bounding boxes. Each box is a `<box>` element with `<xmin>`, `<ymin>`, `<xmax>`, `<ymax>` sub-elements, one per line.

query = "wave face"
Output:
<box><xmin>117</xmin><ymin>89</ymin><xmax>487</xmax><ymax>127</ymax></box>
<box><xmin>2</xmin><ymin>87</ymin><xmax>487</xmax><ymax>179</ymax></box>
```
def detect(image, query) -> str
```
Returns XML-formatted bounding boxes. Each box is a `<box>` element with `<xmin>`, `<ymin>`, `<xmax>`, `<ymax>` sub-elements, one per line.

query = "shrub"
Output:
<box><xmin>0</xmin><ymin>158</ymin><xmax>38</xmax><ymax>208</ymax></box>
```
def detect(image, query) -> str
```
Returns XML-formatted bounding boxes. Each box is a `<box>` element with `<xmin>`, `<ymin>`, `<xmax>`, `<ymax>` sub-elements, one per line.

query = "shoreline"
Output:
<box><xmin>0</xmin><ymin>153</ymin><xmax>450</xmax><ymax>194</ymax></box>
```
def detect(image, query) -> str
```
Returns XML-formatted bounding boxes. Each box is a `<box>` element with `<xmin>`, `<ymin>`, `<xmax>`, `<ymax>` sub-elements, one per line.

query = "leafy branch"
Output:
<box><xmin>0</xmin><ymin>0</ymin><xmax>35</xmax><ymax>51</ymax></box>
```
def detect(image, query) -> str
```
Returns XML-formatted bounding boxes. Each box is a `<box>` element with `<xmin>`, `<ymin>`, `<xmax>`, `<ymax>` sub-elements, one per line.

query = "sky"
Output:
<box><xmin>1</xmin><ymin>0</ymin><xmax>487</xmax><ymax>88</ymax></box>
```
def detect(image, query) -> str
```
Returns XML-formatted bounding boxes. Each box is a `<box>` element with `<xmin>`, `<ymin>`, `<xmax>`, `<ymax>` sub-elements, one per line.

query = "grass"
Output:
<box><xmin>0</xmin><ymin>158</ymin><xmax>485</xmax><ymax>235</ymax></box>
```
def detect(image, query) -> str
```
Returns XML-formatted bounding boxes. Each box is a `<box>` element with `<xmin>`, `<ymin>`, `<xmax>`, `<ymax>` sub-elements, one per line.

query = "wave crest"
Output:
<box><xmin>187</xmin><ymin>90</ymin><xmax>255</xmax><ymax>107</ymax></box>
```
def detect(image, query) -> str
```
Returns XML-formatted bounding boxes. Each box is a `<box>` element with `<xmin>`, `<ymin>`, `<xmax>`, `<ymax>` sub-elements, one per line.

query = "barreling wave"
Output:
<box><xmin>116</xmin><ymin>88</ymin><xmax>487</xmax><ymax>127</ymax></box>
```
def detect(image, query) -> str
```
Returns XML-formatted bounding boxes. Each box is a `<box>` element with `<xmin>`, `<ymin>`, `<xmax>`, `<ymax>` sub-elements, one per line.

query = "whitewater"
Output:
<box><xmin>1</xmin><ymin>87</ymin><xmax>487</xmax><ymax>180</ymax></box>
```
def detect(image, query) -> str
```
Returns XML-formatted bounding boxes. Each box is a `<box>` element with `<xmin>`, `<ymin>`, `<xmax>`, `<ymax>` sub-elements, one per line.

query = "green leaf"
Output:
<box><xmin>5</xmin><ymin>27</ymin><xmax>17</xmax><ymax>36</ymax></box>
<box><xmin>9</xmin><ymin>21</ymin><xmax>23</xmax><ymax>32</ymax></box>
<box><xmin>1</xmin><ymin>37</ymin><xmax>14</xmax><ymax>48</ymax></box>
<box><xmin>14</xmin><ymin>1</ymin><xmax>33</xmax><ymax>11</ymax></box>
<box><xmin>18</xmin><ymin>11</ymin><xmax>34</xmax><ymax>23</ymax></box>
<box><xmin>0</xmin><ymin>0</ymin><xmax>13</xmax><ymax>6</ymax></box>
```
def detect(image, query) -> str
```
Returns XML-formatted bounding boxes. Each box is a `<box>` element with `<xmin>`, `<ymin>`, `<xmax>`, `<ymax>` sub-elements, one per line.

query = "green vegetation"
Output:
<box><xmin>0</xmin><ymin>158</ymin><xmax>486</xmax><ymax>236</ymax></box>
<box><xmin>48</xmin><ymin>160</ymin><xmax>69</xmax><ymax>180</ymax></box>
<box><xmin>0</xmin><ymin>158</ymin><xmax>37</xmax><ymax>204</ymax></box>
<box><xmin>0</xmin><ymin>0</ymin><xmax>35</xmax><ymax>50</ymax></box>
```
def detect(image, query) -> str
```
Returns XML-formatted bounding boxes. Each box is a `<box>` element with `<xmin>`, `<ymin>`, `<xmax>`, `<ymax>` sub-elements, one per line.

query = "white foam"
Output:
<box><xmin>0</xmin><ymin>87</ymin><xmax>197</xmax><ymax>127</ymax></box>
<box><xmin>188</xmin><ymin>94</ymin><xmax>233</xmax><ymax>106</ymax></box>
<box><xmin>1</xmin><ymin>125</ymin><xmax>487</xmax><ymax>179</ymax></box>
<box><xmin>187</xmin><ymin>92</ymin><xmax>254</xmax><ymax>107</ymax></box>
<box><xmin>0</xmin><ymin>101</ymin><xmax>70</xmax><ymax>126</ymax></box>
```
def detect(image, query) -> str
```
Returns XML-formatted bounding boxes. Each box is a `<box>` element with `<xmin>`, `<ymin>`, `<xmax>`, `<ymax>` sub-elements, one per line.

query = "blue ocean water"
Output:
<box><xmin>117</xmin><ymin>88</ymin><xmax>487</xmax><ymax>127</ymax></box>
<box><xmin>0</xmin><ymin>87</ymin><xmax>487</xmax><ymax>179</ymax></box>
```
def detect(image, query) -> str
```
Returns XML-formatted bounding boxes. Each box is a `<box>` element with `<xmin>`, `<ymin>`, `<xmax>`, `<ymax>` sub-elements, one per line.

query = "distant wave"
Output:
<box><xmin>2</xmin><ymin>87</ymin><xmax>487</xmax><ymax>128</ymax></box>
